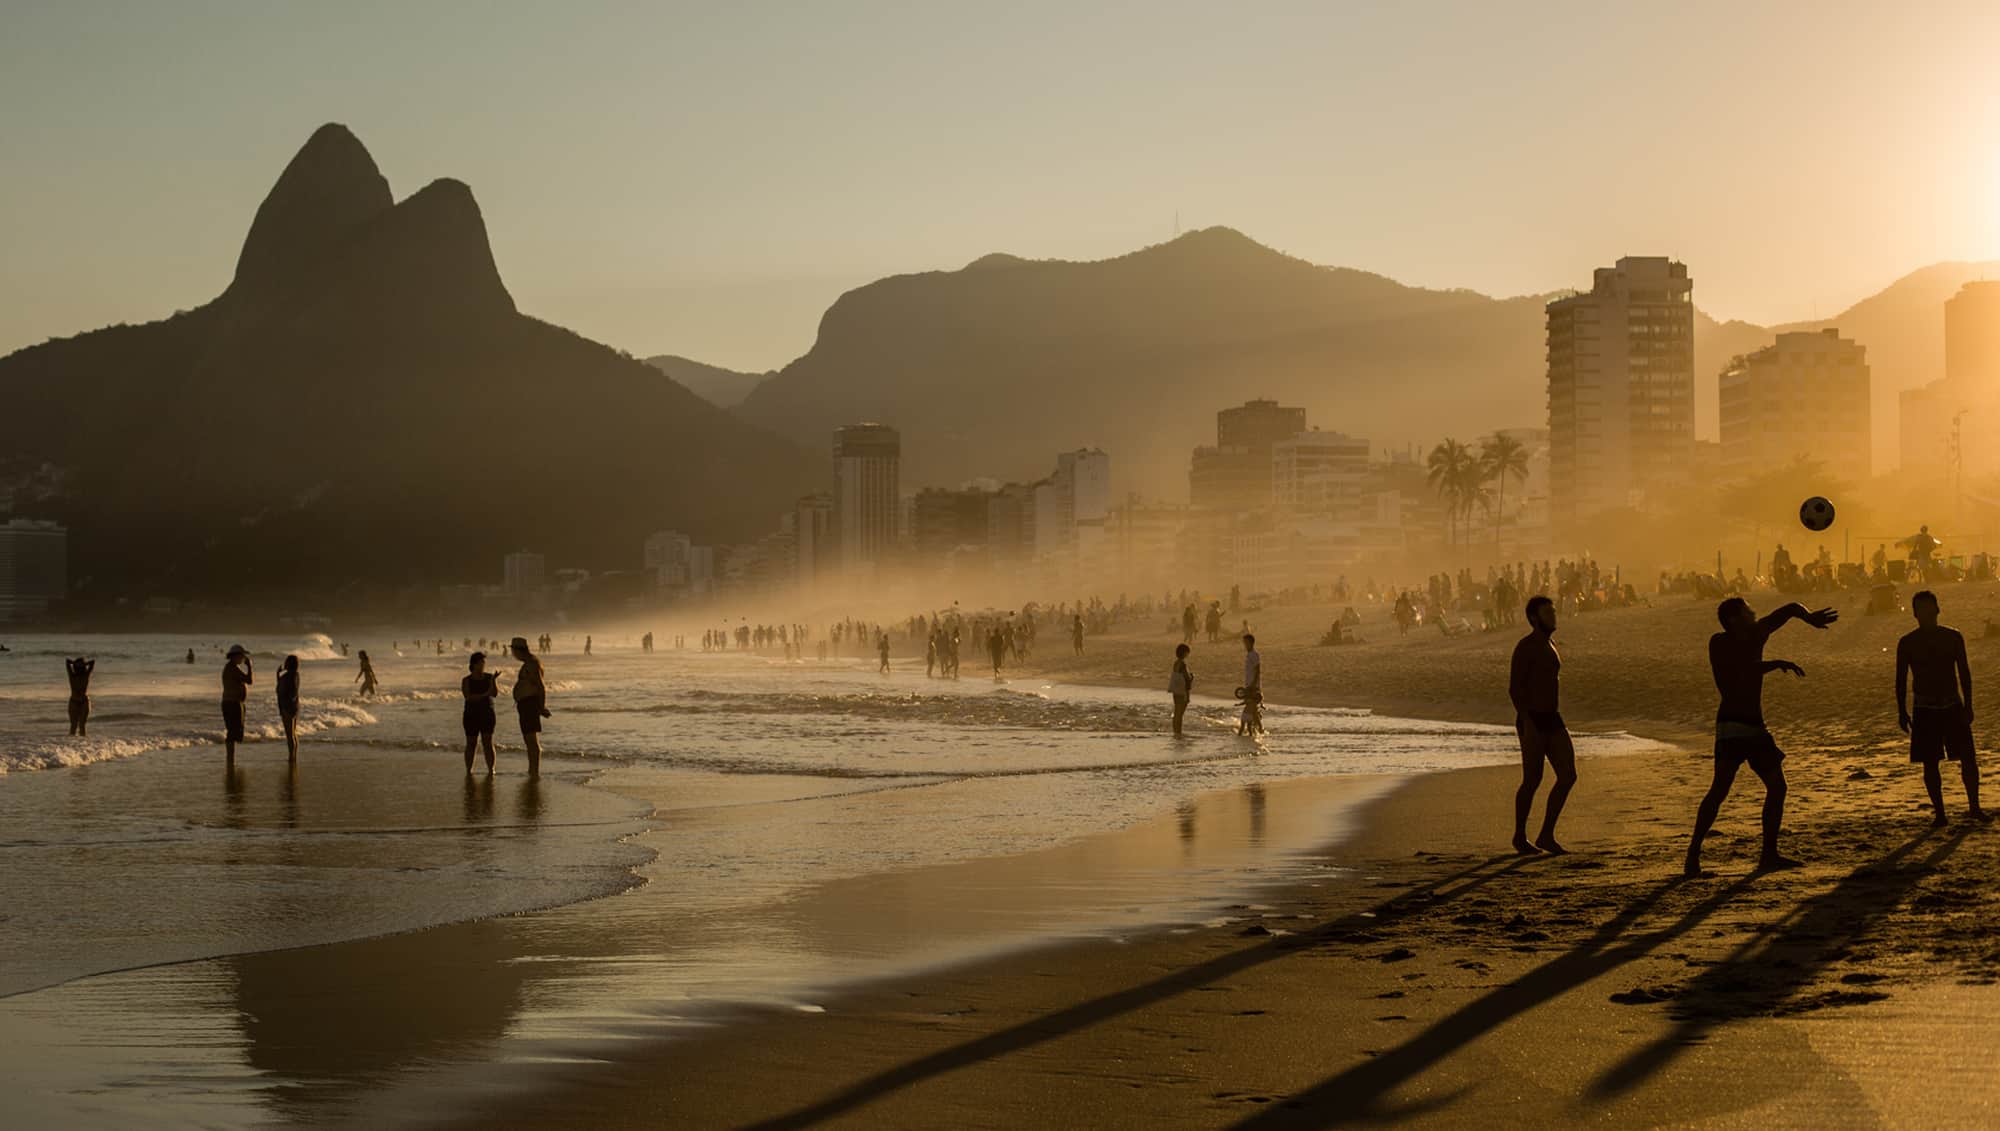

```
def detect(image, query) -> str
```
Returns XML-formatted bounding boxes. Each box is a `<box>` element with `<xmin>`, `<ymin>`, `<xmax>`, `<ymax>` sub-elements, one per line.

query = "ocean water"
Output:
<box><xmin>0</xmin><ymin>633</ymin><xmax>1664</xmax><ymax>1125</ymax></box>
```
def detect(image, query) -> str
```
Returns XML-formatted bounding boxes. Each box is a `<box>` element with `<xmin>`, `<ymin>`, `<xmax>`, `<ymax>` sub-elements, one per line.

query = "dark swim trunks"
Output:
<box><xmin>516</xmin><ymin>696</ymin><xmax>546</xmax><ymax>734</ymax></box>
<box><xmin>221</xmin><ymin>700</ymin><xmax>245</xmax><ymax>742</ymax></box>
<box><xmin>1715</xmin><ymin>726</ymin><xmax>1784</xmax><ymax>770</ymax></box>
<box><xmin>1910</xmin><ymin>706</ymin><xmax>1975</xmax><ymax>763</ymax></box>
<box><xmin>1516</xmin><ymin>712</ymin><xmax>1575</xmax><ymax>762</ymax></box>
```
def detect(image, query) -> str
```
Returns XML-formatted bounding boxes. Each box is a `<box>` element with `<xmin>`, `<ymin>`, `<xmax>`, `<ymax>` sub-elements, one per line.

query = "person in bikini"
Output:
<box><xmin>65</xmin><ymin>656</ymin><xmax>95</xmax><ymax>736</ymax></box>
<box><xmin>462</xmin><ymin>651</ymin><xmax>499</xmax><ymax>774</ymax></box>
<box><xmin>1896</xmin><ymin>590</ymin><xmax>1988</xmax><ymax>825</ymax></box>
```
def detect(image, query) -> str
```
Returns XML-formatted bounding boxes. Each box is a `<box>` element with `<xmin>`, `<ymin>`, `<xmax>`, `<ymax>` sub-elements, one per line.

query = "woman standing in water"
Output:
<box><xmin>65</xmin><ymin>656</ymin><xmax>95</xmax><ymax>736</ymax></box>
<box><xmin>276</xmin><ymin>654</ymin><xmax>301</xmax><ymax>762</ymax></box>
<box><xmin>461</xmin><ymin>651</ymin><xmax>499</xmax><ymax>773</ymax></box>
<box><xmin>354</xmin><ymin>650</ymin><xmax>377</xmax><ymax>697</ymax></box>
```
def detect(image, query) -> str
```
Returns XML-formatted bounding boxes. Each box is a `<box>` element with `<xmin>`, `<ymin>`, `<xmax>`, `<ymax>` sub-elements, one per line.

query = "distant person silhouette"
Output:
<box><xmin>65</xmin><ymin>656</ymin><xmax>95</xmax><ymax>736</ymax></box>
<box><xmin>221</xmin><ymin>644</ymin><xmax>253</xmax><ymax>763</ymax></box>
<box><xmin>186</xmin><ymin>648</ymin><xmax>196</xmax><ymax>664</ymax></box>
<box><xmin>877</xmin><ymin>632</ymin><xmax>890</xmax><ymax>674</ymax></box>
<box><xmin>1169</xmin><ymin>643</ymin><xmax>1195</xmax><ymax>738</ymax></box>
<box><xmin>510</xmin><ymin>636</ymin><xmax>549</xmax><ymax>776</ymax></box>
<box><xmin>354</xmin><ymin>650</ymin><xmax>377</xmax><ymax>697</ymax></box>
<box><xmin>276</xmin><ymin>654</ymin><xmax>300</xmax><ymax>762</ymax></box>
<box><xmin>1238</xmin><ymin>633</ymin><xmax>1263</xmax><ymax>737</ymax></box>
<box><xmin>1508</xmin><ymin>596</ymin><xmax>1575</xmax><ymax>854</ymax></box>
<box><xmin>1907</xmin><ymin>525</ymin><xmax>1941</xmax><ymax>580</ymax></box>
<box><xmin>462</xmin><ymin>651</ymin><xmax>499</xmax><ymax>774</ymax></box>
<box><xmin>1182</xmin><ymin>604</ymin><xmax>1197</xmax><ymax>645</ymax></box>
<box><xmin>584</xmin><ymin>634</ymin><xmax>592</xmax><ymax>656</ymax></box>
<box><xmin>1072</xmin><ymin>614</ymin><xmax>1085</xmax><ymax>656</ymax></box>
<box><xmin>1206</xmin><ymin>602</ymin><xmax>1223</xmax><ymax>644</ymax></box>
<box><xmin>1685</xmin><ymin>598</ymin><xmax>1837</xmax><ymax>877</ymax></box>
<box><xmin>1896</xmin><ymin>590</ymin><xmax>1988</xmax><ymax>825</ymax></box>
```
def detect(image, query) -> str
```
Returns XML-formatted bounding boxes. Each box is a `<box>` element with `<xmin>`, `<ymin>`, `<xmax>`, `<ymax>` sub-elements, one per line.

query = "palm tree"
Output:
<box><xmin>1427</xmin><ymin>438</ymin><xmax>1475</xmax><ymax>548</ymax></box>
<box><xmin>1480</xmin><ymin>432</ymin><xmax>1531</xmax><ymax>552</ymax></box>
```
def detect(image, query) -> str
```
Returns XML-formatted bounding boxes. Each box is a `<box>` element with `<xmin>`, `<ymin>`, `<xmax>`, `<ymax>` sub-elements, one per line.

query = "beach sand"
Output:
<box><xmin>446</xmin><ymin>586</ymin><xmax>2000</xmax><ymax>1128</ymax></box>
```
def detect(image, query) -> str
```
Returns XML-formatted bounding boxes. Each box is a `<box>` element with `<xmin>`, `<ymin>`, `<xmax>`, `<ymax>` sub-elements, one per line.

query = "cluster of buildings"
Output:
<box><xmin>0</xmin><ymin>518</ymin><xmax>67</xmax><ymax>622</ymax></box>
<box><xmin>1544</xmin><ymin>257</ymin><xmax>2000</xmax><ymax>543</ymax></box>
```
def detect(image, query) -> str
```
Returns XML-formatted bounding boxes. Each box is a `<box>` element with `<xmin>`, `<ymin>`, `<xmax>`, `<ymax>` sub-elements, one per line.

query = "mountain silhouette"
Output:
<box><xmin>733</xmin><ymin>229</ymin><xmax>1988</xmax><ymax>487</ymax></box>
<box><xmin>0</xmin><ymin>124</ymin><xmax>819</xmax><ymax>605</ymax></box>
<box><xmin>643</xmin><ymin>354</ymin><xmax>773</xmax><ymax>409</ymax></box>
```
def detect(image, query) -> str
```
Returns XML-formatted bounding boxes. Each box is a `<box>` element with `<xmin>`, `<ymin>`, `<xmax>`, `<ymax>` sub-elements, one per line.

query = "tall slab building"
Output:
<box><xmin>833</xmin><ymin>423</ymin><xmax>901</xmax><ymax>572</ymax></box>
<box><xmin>1545</xmin><ymin>257</ymin><xmax>1694</xmax><ymax>537</ymax></box>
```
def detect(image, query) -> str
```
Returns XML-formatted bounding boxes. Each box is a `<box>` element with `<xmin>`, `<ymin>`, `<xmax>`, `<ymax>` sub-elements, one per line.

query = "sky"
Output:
<box><xmin>5</xmin><ymin>1</ymin><xmax>2000</xmax><ymax>371</ymax></box>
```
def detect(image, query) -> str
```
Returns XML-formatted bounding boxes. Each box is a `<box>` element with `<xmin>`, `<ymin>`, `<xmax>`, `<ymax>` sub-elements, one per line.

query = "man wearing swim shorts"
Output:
<box><xmin>1896</xmin><ymin>590</ymin><xmax>1988</xmax><ymax>826</ymax></box>
<box><xmin>1686</xmin><ymin>598</ymin><xmax>1837</xmax><ymax>876</ymax></box>
<box><xmin>510</xmin><ymin>636</ymin><xmax>549</xmax><ymax>776</ymax></box>
<box><xmin>221</xmin><ymin>644</ymin><xmax>252</xmax><ymax>763</ymax></box>
<box><xmin>1509</xmin><ymin>595</ymin><xmax>1575</xmax><ymax>855</ymax></box>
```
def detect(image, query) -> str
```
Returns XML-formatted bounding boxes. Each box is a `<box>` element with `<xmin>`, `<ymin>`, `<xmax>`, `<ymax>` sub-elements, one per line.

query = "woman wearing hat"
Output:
<box><xmin>221</xmin><ymin>644</ymin><xmax>252</xmax><ymax>761</ymax></box>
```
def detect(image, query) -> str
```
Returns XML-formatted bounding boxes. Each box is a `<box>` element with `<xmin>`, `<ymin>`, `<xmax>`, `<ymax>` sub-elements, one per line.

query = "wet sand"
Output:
<box><xmin>450</xmin><ymin>588</ymin><xmax>2000</xmax><ymax>1128</ymax></box>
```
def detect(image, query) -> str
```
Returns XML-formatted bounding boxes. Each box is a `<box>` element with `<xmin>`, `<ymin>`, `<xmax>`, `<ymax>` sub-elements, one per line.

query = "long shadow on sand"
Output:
<box><xmin>1232</xmin><ymin>826</ymin><xmax>1957</xmax><ymax>1129</ymax></box>
<box><xmin>1587</xmin><ymin>824</ymin><xmax>1970</xmax><ymax>1101</ymax></box>
<box><xmin>740</xmin><ymin>853</ymin><xmax>1534</xmax><ymax>1131</ymax></box>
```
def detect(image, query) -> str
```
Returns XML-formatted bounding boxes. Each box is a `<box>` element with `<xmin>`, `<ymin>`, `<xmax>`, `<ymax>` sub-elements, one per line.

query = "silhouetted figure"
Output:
<box><xmin>65</xmin><ymin>656</ymin><xmax>95</xmax><ymax>736</ymax></box>
<box><xmin>354</xmin><ymin>650</ymin><xmax>377</xmax><ymax>697</ymax></box>
<box><xmin>1169</xmin><ymin>643</ymin><xmax>1194</xmax><ymax>738</ymax></box>
<box><xmin>510</xmin><ymin>636</ymin><xmax>548</xmax><ymax>776</ymax></box>
<box><xmin>1238</xmin><ymin>633</ymin><xmax>1263</xmax><ymax>737</ymax></box>
<box><xmin>276</xmin><ymin>654</ymin><xmax>300</xmax><ymax>761</ymax></box>
<box><xmin>462</xmin><ymin>651</ymin><xmax>499</xmax><ymax>774</ymax></box>
<box><xmin>1906</xmin><ymin>524</ymin><xmax>1941</xmax><ymax>580</ymax></box>
<box><xmin>584</xmin><ymin>634</ymin><xmax>592</xmax><ymax>656</ymax></box>
<box><xmin>1685</xmin><ymin>598</ymin><xmax>1837</xmax><ymax>876</ymax></box>
<box><xmin>1205</xmin><ymin>602</ymin><xmax>1223</xmax><ymax>644</ymax></box>
<box><xmin>1896</xmin><ymin>590</ymin><xmax>1987</xmax><ymax>825</ymax></box>
<box><xmin>1072</xmin><ymin>614</ymin><xmax>1085</xmax><ymax>656</ymax></box>
<box><xmin>221</xmin><ymin>644</ymin><xmax>253</xmax><ymax>763</ymax></box>
<box><xmin>1182</xmin><ymin>604</ymin><xmax>1197</xmax><ymax>645</ymax></box>
<box><xmin>877</xmin><ymin>632</ymin><xmax>890</xmax><ymax>674</ymax></box>
<box><xmin>186</xmin><ymin>648</ymin><xmax>196</xmax><ymax>664</ymax></box>
<box><xmin>1508</xmin><ymin>595</ymin><xmax>1575</xmax><ymax>854</ymax></box>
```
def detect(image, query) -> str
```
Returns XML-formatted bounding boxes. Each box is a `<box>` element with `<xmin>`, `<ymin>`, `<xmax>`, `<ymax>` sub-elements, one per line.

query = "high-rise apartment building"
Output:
<box><xmin>1945</xmin><ymin>281</ymin><xmax>2000</xmax><ymax>387</ymax></box>
<box><xmin>502</xmin><ymin>550</ymin><xmax>545</xmax><ymax>595</ymax></box>
<box><xmin>1718</xmin><ymin>329</ymin><xmax>1870</xmax><ymax>481</ymax></box>
<box><xmin>1546</xmin><ymin>257</ymin><xmax>1694</xmax><ymax>534</ymax></box>
<box><xmin>1272</xmin><ymin>431</ymin><xmax>1370</xmax><ymax>516</ymax></box>
<box><xmin>0</xmin><ymin>518</ymin><xmax>66</xmax><ymax>621</ymax></box>
<box><xmin>833</xmin><ymin>423</ymin><xmax>900</xmax><ymax>572</ymax></box>
<box><xmin>1904</xmin><ymin>283</ymin><xmax>2000</xmax><ymax>481</ymax></box>
<box><xmin>1190</xmin><ymin>399</ymin><xmax>1307</xmax><ymax>511</ymax></box>
<box><xmin>792</xmin><ymin>494</ymin><xmax>835</xmax><ymax>585</ymax></box>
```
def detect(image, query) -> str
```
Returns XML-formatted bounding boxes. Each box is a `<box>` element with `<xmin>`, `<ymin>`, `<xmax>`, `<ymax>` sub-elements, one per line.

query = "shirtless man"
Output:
<box><xmin>1238</xmin><ymin>634</ymin><xmax>1263</xmax><ymax>737</ymax></box>
<box><xmin>1896</xmin><ymin>590</ymin><xmax>1988</xmax><ymax>825</ymax></box>
<box><xmin>1508</xmin><ymin>596</ymin><xmax>1576</xmax><ymax>855</ymax></box>
<box><xmin>1686</xmin><ymin>598</ymin><xmax>1837</xmax><ymax>877</ymax></box>
<box><xmin>510</xmin><ymin>636</ymin><xmax>550</xmax><ymax>776</ymax></box>
<box><xmin>65</xmin><ymin>656</ymin><xmax>95</xmax><ymax>736</ymax></box>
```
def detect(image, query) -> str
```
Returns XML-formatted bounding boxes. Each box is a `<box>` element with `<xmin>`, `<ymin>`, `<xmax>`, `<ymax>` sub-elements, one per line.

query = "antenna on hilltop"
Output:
<box><xmin>1174</xmin><ymin>210</ymin><xmax>1181</xmax><ymax>238</ymax></box>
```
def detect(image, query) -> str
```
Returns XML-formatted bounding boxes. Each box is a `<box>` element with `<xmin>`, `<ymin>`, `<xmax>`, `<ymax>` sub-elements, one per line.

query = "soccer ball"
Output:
<box><xmin>1799</xmin><ymin>496</ymin><xmax>1836</xmax><ymax>532</ymax></box>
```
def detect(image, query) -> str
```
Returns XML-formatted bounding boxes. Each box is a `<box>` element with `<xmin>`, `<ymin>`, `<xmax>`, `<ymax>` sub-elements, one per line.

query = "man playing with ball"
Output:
<box><xmin>1686</xmin><ymin>597</ymin><xmax>1838</xmax><ymax>877</ymax></box>
<box><xmin>1896</xmin><ymin>590</ymin><xmax>1989</xmax><ymax>825</ymax></box>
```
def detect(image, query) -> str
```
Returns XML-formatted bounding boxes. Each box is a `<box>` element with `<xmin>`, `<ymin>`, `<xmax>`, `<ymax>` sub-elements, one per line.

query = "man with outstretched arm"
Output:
<box><xmin>1686</xmin><ymin>598</ymin><xmax>1837</xmax><ymax>877</ymax></box>
<box><xmin>1509</xmin><ymin>595</ymin><xmax>1576</xmax><ymax>855</ymax></box>
<box><xmin>1896</xmin><ymin>590</ymin><xmax>1988</xmax><ymax>825</ymax></box>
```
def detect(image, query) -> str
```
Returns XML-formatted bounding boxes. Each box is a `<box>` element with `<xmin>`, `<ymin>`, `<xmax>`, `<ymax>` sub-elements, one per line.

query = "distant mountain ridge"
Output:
<box><xmin>729</xmin><ymin>228</ymin><xmax>1993</xmax><ymax>486</ymax></box>
<box><xmin>0</xmin><ymin>124</ymin><xmax>820</xmax><ymax>603</ymax></box>
<box><xmin>642</xmin><ymin>354</ymin><xmax>772</xmax><ymax>409</ymax></box>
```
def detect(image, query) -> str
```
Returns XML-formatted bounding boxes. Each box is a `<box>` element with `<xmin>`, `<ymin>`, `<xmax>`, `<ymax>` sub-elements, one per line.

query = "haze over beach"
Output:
<box><xmin>9</xmin><ymin>4</ymin><xmax>2000</xmax><ymax>1128</ymax></box>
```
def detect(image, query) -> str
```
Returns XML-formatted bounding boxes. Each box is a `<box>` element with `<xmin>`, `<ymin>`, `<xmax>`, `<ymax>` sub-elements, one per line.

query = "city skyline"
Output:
<box><xmin>7</xmin><ymin>2</ymin><xmax>2000</xmax><ymax>370</ymax></box>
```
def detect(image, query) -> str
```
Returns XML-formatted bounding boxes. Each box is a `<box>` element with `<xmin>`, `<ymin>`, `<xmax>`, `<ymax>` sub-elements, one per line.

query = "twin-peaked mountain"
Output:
<box><xmin>0</xmin><ymin>125</ymin><xmax>820</xmax><ymax>603</ymax></box>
